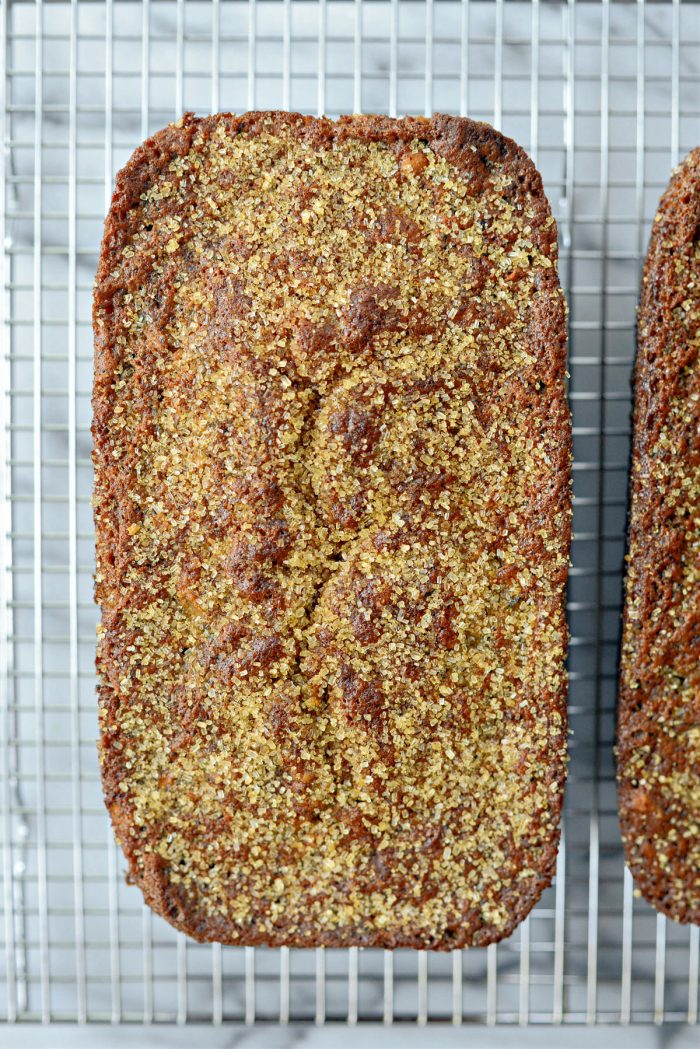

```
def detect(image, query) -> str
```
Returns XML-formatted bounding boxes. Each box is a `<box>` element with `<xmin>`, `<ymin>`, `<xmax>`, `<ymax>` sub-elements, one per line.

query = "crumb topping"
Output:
<box><xmin>619</xmin><ymin>153</ymin><xmax>700</xmax><ymax>921</ymax></box>
<box><xmin>93</xmin><ymin>114</ymin><xmax>570</xmax><ymax>947</ymax></box>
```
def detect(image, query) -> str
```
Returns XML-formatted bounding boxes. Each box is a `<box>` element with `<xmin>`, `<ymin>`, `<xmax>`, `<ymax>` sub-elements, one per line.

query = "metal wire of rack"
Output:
<box><xmin>1</xmin><ymin>0</ymin><xmax>700</xmax><ymax>1039</ymax></box>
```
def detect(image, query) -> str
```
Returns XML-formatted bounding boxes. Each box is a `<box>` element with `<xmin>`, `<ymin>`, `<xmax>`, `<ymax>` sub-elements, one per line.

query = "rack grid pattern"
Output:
<box><xmin>1</xmin><ymin>0</ymin><xmax>700</xmax><ymax>1029</ymax></box>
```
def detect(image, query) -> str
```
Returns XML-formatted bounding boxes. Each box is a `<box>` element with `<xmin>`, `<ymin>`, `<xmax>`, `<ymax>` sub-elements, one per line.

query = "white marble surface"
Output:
<box><xmin>2</xmin><ymin>0</ymin><xmax>700</xmax><ymax>1040</ymax></box>
<box><xmin>3</xmin><ymin>1023</ymin><xmax>700</xmax><ymax>1049</ymax></box>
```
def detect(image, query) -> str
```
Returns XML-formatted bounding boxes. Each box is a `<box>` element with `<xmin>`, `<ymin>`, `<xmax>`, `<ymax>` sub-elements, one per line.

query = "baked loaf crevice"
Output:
<box><xmin>93</xmin><ymin>112</ymin><xmax>571</xmax><ymax>948</ymax></box>
<box><xmin>618</xmin><ymin>149</ymin><xmax>700</xmax><ymax>925</ymax></box>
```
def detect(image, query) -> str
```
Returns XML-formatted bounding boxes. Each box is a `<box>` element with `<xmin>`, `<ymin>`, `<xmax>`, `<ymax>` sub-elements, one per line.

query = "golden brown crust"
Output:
<box><xmin>93</xmin><ymin>112</ymin><xmax>571</xmax><ymax>949</ymax></box>
<box><xmin>618</xmin><ymin>149</ymin><xmax>700</xmax><ymax>925</ymax></box>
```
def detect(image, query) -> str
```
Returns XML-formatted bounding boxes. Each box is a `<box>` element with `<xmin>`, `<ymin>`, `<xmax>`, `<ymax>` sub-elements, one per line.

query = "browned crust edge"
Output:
<box><xmin>617</xmin><ymin>148</ymin><xmax>700</xmax><ymax>926</ymax></box>
<box><xmin>93</xmin><ymin>112</ymin><xmax>571</xmax><ymax>949</ymax></box>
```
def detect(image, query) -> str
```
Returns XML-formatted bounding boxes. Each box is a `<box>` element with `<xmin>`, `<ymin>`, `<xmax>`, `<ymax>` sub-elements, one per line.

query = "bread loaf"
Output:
<box><xmin>618</xmin><ymin>149</ymin><xmax>700</xmax><ymax>924</ymax></box>
<box><xmin>93</xmin><ymin>112</ymin><xmax>571</xmax><ymax>948</ymax></box>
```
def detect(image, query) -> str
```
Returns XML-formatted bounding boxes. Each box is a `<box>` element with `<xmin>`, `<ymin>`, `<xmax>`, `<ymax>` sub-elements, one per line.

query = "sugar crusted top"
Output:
<box><xmin>618</xmin><ymin>147</ymin><xmax>700</xmax><ymax>925</ymax></box>
<box><xmin>93</xmin><ymin>113</ymin><xmax>571</xmax><ymax>948</ymax></box>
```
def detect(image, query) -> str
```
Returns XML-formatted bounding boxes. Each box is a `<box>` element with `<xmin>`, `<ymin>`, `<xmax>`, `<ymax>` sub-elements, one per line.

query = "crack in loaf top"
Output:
<box><xmin>93</xmin><ymin>112</ymin><xmax>571</xmax><ymax>949</ymax></box>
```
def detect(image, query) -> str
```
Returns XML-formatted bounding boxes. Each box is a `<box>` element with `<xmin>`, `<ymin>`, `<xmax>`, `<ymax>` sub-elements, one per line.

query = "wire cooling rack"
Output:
<box><xmin>1</xmin><ymin>0</ymin><xmax>700</xmax><ymax>1039</ymax></box>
